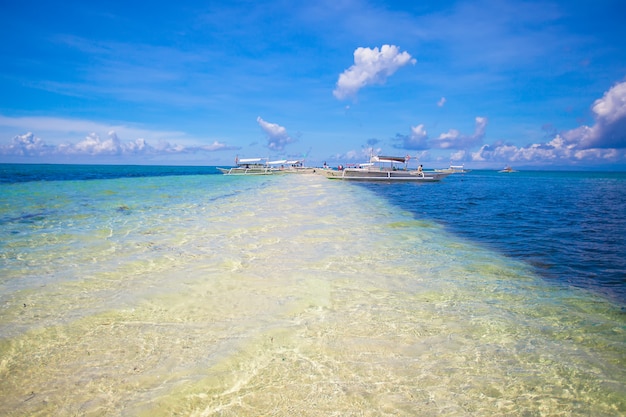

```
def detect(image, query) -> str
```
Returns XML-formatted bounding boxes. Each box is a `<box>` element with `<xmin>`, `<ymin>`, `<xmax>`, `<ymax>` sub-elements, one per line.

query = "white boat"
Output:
<box><xmin>435</xmin><ymin>164</ymin><xmax>471</xmax><ymax>174</ymax></box>
<box><xmin>323</xmin><ymin>155</ymin><xmax>451</xmax><ymax>182</ymax></box>
<box><xmin>267</xmin><ymin>159</ymin><xmax>317</xmax><ymax>174</ymax></box>
<box><xmin>498</xmin><ymin>166</ymin><xmax>517</xmax><ymax>173</ymax></box>
<box><xmin>217</xmin><ymin>157</ymin><xmax>275</xmax><ymax>175</ymax></box>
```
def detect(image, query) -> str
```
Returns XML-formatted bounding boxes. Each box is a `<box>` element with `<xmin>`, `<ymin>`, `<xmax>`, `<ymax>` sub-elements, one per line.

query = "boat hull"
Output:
<box><xmin>272</xmin><ymin>167</ymin><xmax>317</xmax><ymax>174</ymax></box>
<box><xmin>324</xmin><ymin>168</ymin><xmax>450</xmax><ymax>181</ymax></box>
<box><xmin>217</xmin><ymin>167</ymin><xmax>275</xmax><ymax>175</ymax></box>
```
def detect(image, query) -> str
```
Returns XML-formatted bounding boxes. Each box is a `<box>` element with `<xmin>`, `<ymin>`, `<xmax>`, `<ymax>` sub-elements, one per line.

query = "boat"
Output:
<box><xmin>498</xmin><ymin>166</ymin><xmax>517</xmax><ymax>173</ymax></box>
<box><xmin>323</xmin><ymin>155</ymin><xmax>451</xmax><ymax>182</ymax></box>
<box><xmin>217</xmin><ymin>157</ymin><xmax>275</xmax><ymax>175</ymax></box>
<box><xmin>435</xmin><ymin>164</ymin><xmax>471</xmax><ymax>174</ymax></box>
<box><xmin>267</xmin><ymin>159</ymin><xmax>317</xmax><ymax>174</ymax></box>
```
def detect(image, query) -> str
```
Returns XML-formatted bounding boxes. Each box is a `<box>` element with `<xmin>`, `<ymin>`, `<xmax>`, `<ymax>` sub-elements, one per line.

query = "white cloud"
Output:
<box><xmin>395</xmin><ymin>123</ymin><xmax>429</xmax><ymax>150</ymax></box>
<box><xmin>332</xmin><ymin>145</ymin><xmax>384</xmax><ymax>163</ymax></box>
<box><xmin>73</xmin><ymin>132</ymin><xmax>123</xmax><ymax>155</ymax></box>
<box><xmin>256</xmin><ymin>116</ymin><xmax>295</xmax><ymax>151</ymax></box>
<box><xmin>462</xmin><ymin>80</ymin><xmax>626</xmax><ymax>166</ymax></box>
<box><xmin>431</xmin><ymin>117</ymin><xmax>487</xmax><ymax>149</ymax></box>
<box><xmin>200</xmin><ymin>141</ymin><xmax>233</xmax><ymax>152</ymax></box>
<box><xmin>0</xmin><ymin>115</ymin><xmax>192</xmax><ymax>146</ymax></box>
<box><xmin>0</xmin><ymin>130</ymin><xmax>235</xmax><ymax>160</ymax></box>
<box><xmin>0</xmin><ymin>115</ymin><xmax>239</xmax><ymax>163</ymax></box>
<box><xmin>437</xmin><ymin>97</ymin><xmax>446</xmax><ymax>107</ymax></box>
<box><xmin>333</xmin><ymin>45</ymin><xmax>416</xmax><ymax>100</ymax></box>
<box><xmin>411</xmin><ymin>124</ymin><xmax>428</xmax><ymax>142</ymax></box>
<box><xmin>395</xmin><ymin>117</ymin><xmax>486</xmax><ymax>152</ymax></box>
<box><xmin>1</xmin><ymin>132</ymin><xmax>52</xmax><ymax>156</ymax></box>
<box><xmin>470</xmin><ymin>134</ymin><xmax>624</xmax><ymax>166</ymax></box>
<box><xmin>560</xmin><ymin>80</ymin><xmax>626</xmax><ymax>149</ymax></box>
<box><xmin>449</xmin><ymin>150</ymin><xmax>466</xmax><ymax>161</ymax></box>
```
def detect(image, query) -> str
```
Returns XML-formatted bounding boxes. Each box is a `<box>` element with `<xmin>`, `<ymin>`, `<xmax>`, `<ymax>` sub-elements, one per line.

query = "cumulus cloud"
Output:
<box><xmin>394</xmin><ymin>124</ymin><xmax>430</xmax><ymax>150</ymax></box>
<box><xmin>1</xmin><ymin>132</ymin><xmax>53</xmax><ymax>156</ymax></box>
<box><xmin>332</xmin><ymin>144</ymin><xmax>385</xmax><ymax>163</ymax></box>
<box><xmin>0</xmin><ymin>131</ymin><xmax>235</xmax><ymax>159</ymax></box>
<box><xmin>470</xmin><ymin>135</ymin><xmax>622</xmax><ymax>165</ymax></box>
<box><xmin>199</xmin><ymin>141</ymin><xmax>234</xmax><ymax>152</ymax></box>
<box><xmin>560</xmin><ymin>80</ymin><xmax>626</xmax><ymax>149</ymax></box>
<box><xmin>0</xmin><ymin>115</ymin><xmax>189</xmax><ymax>145</ymax></box>
<box><xmin>431</xmin><ymin>117</ymin><xmax>487</xmax><ymax>149</ymax></box>
<box><xmin>465</xmin><ymin>80</ymin><xmax>626</xmax><ymax>166</ymax></box>
<box><xmin>449</xmin><ymin>150</ymin><xmax>467</xmax><ymax>162</ymax></box>
<box><xmin>386</xmin><ymin>81</ymin><xmax>626</xmax><ymax>166</ymax></box>
<box><xmin>256</xmin><ymin>116</ymin><xmax>295</xmax><ymax>151</ymax></box>
<box><xmin>73</xmin><ymin>131</ymin><xmax>124</xmax><ymax>155</ymax></box>
<box><xmin>393</xmin><ymin>117</ymin><xmax>486</xmax><ymax>152</ymax></box>
<box><xmin>333</xmin><ymin>45</ymin><xmax>416</xmax><ymax>100</ymax></box>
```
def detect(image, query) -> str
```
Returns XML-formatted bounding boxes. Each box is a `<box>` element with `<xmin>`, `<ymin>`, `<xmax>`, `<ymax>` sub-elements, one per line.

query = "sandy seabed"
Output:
<box><xmin>1</xmin><ymin>174</ymin><xmax>624</xmax><ymax>416</ymax></box>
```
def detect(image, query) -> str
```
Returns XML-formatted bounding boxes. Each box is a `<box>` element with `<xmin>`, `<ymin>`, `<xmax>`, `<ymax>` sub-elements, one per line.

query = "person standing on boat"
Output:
<box><xmin>417</xmin><ymin>164</ymin><xmax>424</xmax><ymax>177</ymax></box>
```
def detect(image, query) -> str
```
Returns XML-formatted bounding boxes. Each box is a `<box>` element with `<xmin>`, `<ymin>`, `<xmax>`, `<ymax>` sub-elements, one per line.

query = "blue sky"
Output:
<box><xmin>1</xmin><ymin>0</ymin><xmax>625</xmax><ymax>169</ymax></box>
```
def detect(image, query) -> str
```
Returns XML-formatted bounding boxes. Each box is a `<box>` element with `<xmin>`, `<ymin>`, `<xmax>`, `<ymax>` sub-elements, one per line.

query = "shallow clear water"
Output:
<box><xmin>0</xmin><ymin>166</ymin><xmax>624</xmax><ymax>416</ymax></box>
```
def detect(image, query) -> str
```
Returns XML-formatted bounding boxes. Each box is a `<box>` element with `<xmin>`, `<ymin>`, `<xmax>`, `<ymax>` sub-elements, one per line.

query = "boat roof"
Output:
<box><xmin>370</xmin><ymin>155</ymin><xmax>407</xmax><ymax>164</ymax></box>
<box><xmin>238</xmin><ymin>157</ymin><xmax>266</xmax><ymax>163</ymax></box>
<box><xmin>268</xmin><ymin>159</ymin><xmax>303</xmax><ymax>165</ymax></box>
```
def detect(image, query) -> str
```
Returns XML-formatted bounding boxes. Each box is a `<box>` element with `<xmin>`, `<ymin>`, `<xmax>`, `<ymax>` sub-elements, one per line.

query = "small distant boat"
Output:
<box><xmin>498</xmin><ymin>166</ymin><xmax>517</xmax><ymax>173</ymax></box>
<box><xmin>217</xmin><ymin>157</ymin><xmax>274</xmax><ymax>175</ymax></box>
<box><xmin>324</xmin><ymin>155</ymin><xmax>451</xmax><ymax>182</ymax></box>
<box><xmin>435</xmin><ymin>164</ymin><xmax>471</xmax><ymax>174</ymax></box>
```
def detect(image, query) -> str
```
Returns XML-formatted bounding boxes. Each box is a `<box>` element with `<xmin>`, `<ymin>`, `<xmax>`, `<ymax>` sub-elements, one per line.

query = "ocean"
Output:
<box><xmin>0</xmin><ymin>164</ymin><xmax>624</xmax><ymax>416</ymax></box>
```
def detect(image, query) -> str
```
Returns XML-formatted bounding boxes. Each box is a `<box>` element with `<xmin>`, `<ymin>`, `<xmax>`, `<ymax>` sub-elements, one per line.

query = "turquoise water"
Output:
<box><xmin>0</xmin><ymin>165</ymin><xmax>624</xmax><ymax>416</ymax></box>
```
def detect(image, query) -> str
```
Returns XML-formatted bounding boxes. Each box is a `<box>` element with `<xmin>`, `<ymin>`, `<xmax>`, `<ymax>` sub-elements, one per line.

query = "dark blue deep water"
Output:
<box><xmin>357</xmin><ymin>170</ymin><xmax>626</xmax><ymax>305</ymax></box>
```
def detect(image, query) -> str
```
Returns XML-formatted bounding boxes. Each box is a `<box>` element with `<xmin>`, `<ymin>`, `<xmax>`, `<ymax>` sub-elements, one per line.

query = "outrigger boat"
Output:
<box><xmin>323</xmin><ymin>155</ymin><xmax>451</xmax><ymax>182</ymax></box>
<box><xmin>435</xmin><ymin>164</ymin><xmax>471</xmax><ymax>174</ymax></box>
<box><xmin>217</xmin><ymin>157</ymin><xmax>274</xmax><ymax>175</ymax></box>
<box><xmin>267</xmin><ymin>159</ymin><xmax>317</xmax><ymax>174</ymax></box>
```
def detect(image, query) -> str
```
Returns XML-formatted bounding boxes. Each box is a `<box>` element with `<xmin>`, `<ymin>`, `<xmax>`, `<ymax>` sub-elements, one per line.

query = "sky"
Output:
<box><xmin>1</xmin><ymin>0</ymin><xmax>625</xmax><ymax>169</ymax></box>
